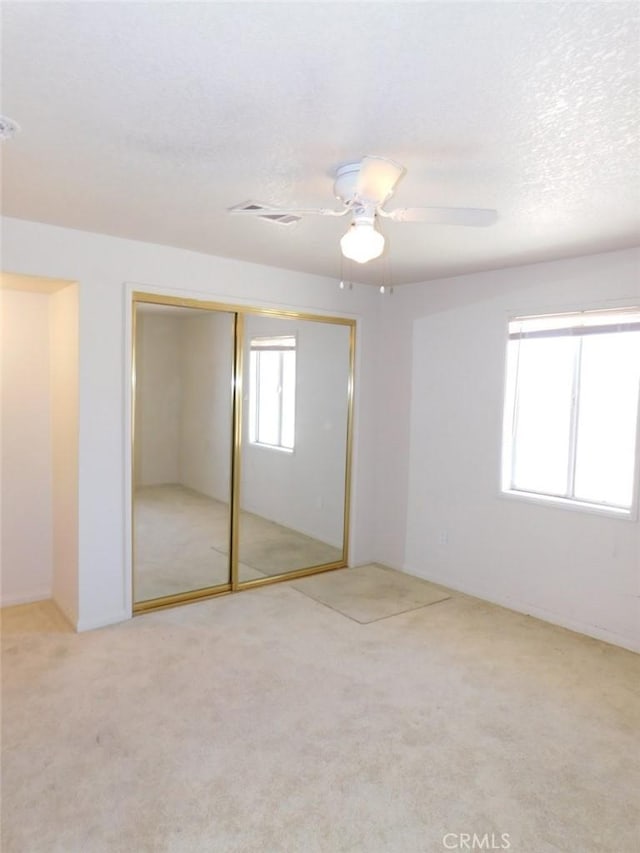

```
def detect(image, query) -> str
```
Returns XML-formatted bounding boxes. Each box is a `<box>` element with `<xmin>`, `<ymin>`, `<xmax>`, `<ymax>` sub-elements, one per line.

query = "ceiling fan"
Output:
<box><xmin>229</xmin><ymin>156</ymin><xmax>498</xmax><ymax>264</ymax></box>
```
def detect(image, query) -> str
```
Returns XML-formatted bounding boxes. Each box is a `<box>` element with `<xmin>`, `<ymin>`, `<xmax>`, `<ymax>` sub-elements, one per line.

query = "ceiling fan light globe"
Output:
<box><xmin>340</xmin><ymin>222</ymin><xmax>385</xmax><ymax>264</ymax></box>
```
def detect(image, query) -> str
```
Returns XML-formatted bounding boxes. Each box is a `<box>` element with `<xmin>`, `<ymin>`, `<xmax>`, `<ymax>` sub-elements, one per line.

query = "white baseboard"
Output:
<box><xmin>0</xmin><ymin>588</ymin><xmax>52</xmax><ymax>608</ymax></box>
<box><xmin>400</xmin><ymin>563</ymin><xmax>640</xmax><ymax>655</ymax></box>
<box><xmin>76</xmin><ymin>609</ymin><xmax>131</xmax><ymax>632</ymax></box>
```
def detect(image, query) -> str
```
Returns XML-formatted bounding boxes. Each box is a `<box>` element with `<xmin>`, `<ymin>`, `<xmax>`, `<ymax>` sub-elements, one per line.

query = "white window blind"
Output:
<box><xmin>502</xmin><ymin>308</ymin><xmax>640</xmax><ymax>513</ymax></box>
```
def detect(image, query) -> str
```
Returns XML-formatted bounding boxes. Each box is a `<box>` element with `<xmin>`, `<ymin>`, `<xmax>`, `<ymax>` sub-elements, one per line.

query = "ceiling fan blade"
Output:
<box><xmin>381</xmin><ymin>206</ymin><xmax>498</xmax><ymax>226</ymax></box>
<box><xmin>356</xmin><ymin>156</ymin><xmax>405</xmax><ymax>204</ymax></box>
<box><xmin>229</xmin><ymin>204</ymin><xmax>349</xmax><ymax>217</ymax></box>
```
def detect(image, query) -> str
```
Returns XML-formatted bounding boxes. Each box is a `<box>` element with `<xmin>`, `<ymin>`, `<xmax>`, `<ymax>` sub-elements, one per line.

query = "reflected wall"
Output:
<box><xmin>133</xmin><ymin>302</ymin><xmax>234</xmax><ymax>605</ymax></box>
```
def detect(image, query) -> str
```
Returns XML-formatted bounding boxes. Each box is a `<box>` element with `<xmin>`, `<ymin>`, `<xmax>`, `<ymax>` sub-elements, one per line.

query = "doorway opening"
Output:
<box><xmin>1</xmin><ymin>272</ymin><xmax>79</xmax><ymax>625</ymax></box>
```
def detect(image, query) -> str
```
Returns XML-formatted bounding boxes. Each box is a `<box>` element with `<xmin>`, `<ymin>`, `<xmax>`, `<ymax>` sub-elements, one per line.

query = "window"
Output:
<box><xmin>501</xmin><ymin>308</ymin><xmax>640</xmax><ymax>514</ymax></box>
<box><xmin>249</xmin><ymin>335</ymin><xmax>296</xmax><ymax>450</ymax></box>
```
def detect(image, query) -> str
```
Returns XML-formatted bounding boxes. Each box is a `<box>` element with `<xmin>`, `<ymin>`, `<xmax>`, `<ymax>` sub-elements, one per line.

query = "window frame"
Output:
<box><xmin>248</xmin><ymin>334</ymin><xmax>297</xmax><ymax>453</ymax></box>
<box><xmin>499</xmin><ymin>306</ymin><xmax>640</xmax><ymax>520</ymax></box>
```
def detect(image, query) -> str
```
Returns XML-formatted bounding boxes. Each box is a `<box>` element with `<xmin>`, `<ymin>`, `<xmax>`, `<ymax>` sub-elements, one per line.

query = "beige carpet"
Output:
<box><xmin>134</xmin><ymin>484</ymin><xmax>342</xmax><ymax>601</ymax></box>
<box><xmin>2</xmin><ymin>567</ymin><xmax>639</xmax><ymax>852</ymax></box>
<box><xmin>292</xmin><ymin>563</ymin><xmax>450</xmax><ymax>623</ymax></box>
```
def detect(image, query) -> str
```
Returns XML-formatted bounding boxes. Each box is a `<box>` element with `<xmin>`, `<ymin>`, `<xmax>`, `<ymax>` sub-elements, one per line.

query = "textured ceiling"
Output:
<box><xmin>1</xmin><ymin>2</ymin><xmax>639</xmax><ymax>285</ymax></box>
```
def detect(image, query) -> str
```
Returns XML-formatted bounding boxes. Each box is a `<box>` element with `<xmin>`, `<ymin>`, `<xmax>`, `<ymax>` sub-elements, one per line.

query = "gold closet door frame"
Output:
<box><xmin>131</xmin><ymin>291</ymin><xmax>356</xmax><ymax>614</ymax></box>
<box><xmin>131</xmin><ymin>293</ymin><xmax>236</xmax><ymax>613</ymax></box>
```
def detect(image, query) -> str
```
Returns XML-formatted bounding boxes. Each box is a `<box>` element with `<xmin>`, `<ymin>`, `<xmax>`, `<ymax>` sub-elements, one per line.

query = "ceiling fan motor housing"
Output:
<box><xmin>334</xmin><ymin>162</ymin><xmax>378</xmax><ymax>223</ymax></box>
<box><xmin>333</xmin><ymin>162</ymin><xmax>362</xmax><ymax>204</ymax></box>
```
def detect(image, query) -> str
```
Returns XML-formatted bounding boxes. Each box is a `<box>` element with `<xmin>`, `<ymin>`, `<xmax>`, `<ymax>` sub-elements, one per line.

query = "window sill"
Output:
<box><xmin>499</xmin><ymin>488</ymin><xmax>636</xmax><ymax>521</ymax></box>
<box><xmin>249</xmin><ymin>441</ymin><xmax>294</xmax><ymax>454</ymax></box>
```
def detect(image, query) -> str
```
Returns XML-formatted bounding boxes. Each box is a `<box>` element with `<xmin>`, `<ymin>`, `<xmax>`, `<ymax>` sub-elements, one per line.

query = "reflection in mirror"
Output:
<box><xmin>238</xmin><ymin>315</ymin><xmax>352</xmax><ymax>582</ymax></box>
<box><xmin>133</xmin><ymin>302</ymin><xmax>234</xmax><ymax>604</ymax></box>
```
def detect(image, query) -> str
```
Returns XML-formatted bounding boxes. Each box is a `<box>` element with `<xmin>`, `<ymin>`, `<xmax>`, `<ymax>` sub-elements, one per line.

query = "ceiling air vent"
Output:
<box><xmin>229</xmin><ymin>201</ymin><xmax>301</xmax><ymax>226</ymax></box>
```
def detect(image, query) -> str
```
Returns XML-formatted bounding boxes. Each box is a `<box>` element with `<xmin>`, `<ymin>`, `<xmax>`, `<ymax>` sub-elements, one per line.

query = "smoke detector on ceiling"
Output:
<box><xmin>0</xmin><ymin>116</ymin><xmax>21</xmax><ymax>141</ymax></box>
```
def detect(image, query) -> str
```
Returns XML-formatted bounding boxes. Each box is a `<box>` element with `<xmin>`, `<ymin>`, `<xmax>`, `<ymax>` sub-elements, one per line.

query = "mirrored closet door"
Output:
<box><xmin>132</xmin><ymin>298</ymin><xmax>235</xmax><ymax>608</ymax></box>
<box><xmin>132</xmin><ymin>293</ymin><xmax>355</xmax><ymax>613</ymax></box>
<box><xmin>238</xmin><ymin>314</ymin><xmax>352</xmax><ymax>585</ymax></box>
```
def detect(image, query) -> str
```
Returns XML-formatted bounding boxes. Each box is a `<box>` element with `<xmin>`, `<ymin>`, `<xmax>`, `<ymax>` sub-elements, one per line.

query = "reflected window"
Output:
<box><xmin>249</xmin><ymin>336</ymin><xmax>296</xmax><ymax>450</ymax></box>
<box><xmin>501</xmin><ymin>309</ymin><xmax>640</xmax><ymax>513</ymax></box>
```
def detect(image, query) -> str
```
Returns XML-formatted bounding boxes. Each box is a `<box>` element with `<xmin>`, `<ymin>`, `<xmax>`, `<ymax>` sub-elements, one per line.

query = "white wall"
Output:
<box><xmin>1</xmin><ymin>290</ymin><xmax>53</xmax><ymax>605</ymax></box>
<box><xmin>241</xmin><ymin>314</ymin><xmax>351</xmax><ymax>546</ymax></box>
<box><xmin>376</xmin><ymin>248</ymin><xmax>640</xmax><ymax>652</ymax></box>
<box><xmin>1</xmin><ymin>216</ymin><xmax>380</xmax><ymax>630</ymax></box>
<box><xmin>50</xmin><ymin>284</ymin><xmax>79</xmax><ymax>624</ymax></box>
